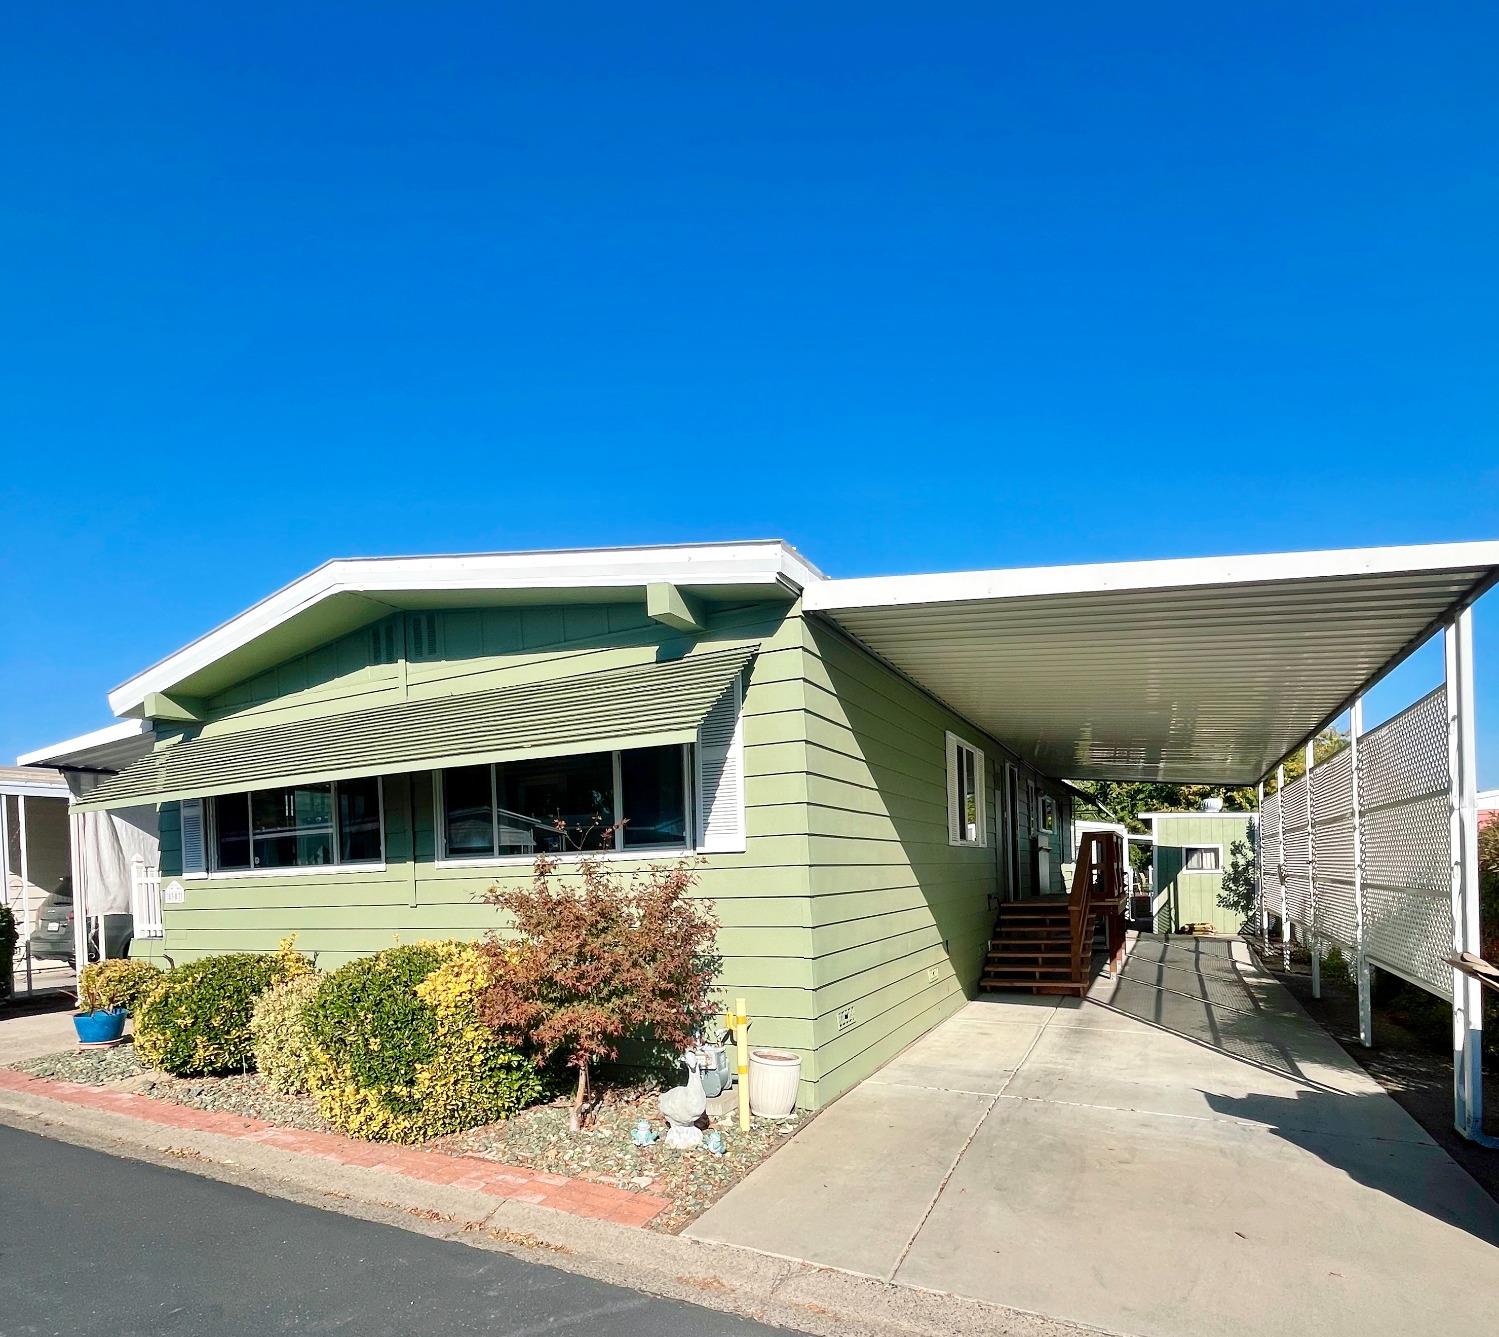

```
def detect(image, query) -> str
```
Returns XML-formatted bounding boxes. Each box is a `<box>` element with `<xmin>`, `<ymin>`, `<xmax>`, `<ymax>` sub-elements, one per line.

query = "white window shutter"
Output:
<box><xmin>180</xmin><ymin>799</ymin><xmax>207</xmax><ymax>876</ymax></box>
<box><xmin>945</xmin><ymin>733</ymin><xmax>961</xmax><ymax>845</ymax></box>
<box><xmin>696</xmin><ymin>676</ymin><xmax>746</xmax><ymax>853</ymax></box>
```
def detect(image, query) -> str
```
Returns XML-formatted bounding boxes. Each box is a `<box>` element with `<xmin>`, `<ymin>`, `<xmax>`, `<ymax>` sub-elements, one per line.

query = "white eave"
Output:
<box><xmin>18</xmin><ymin>719</ymin><xmax>154</xmax><ymax>773</ymax></box>
<box><xmin>806</xmin><ymin>541</ymin><xmax>1499</xmax><ymax>786</ymax></box>
<box><xmin>107</xmin><ymin>541</ymin><xmax>825</xmax><ymax>717</ymax></box>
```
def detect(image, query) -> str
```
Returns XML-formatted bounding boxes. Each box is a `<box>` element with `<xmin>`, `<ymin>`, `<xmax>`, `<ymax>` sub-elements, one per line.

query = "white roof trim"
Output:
<box><xmin>1479</xmin><ymin>789</ymin><xmax>1499</xmax><ymax>811</ymax></box>
<box><xmin>1138</xmin><ymin>811</ymin><xmax>1258</xmax><ymax>819</ymax></box>
<box><xmin>18</xmin><ymin>719</ymin><xmax>152</xmax><ymax>769</ymax></box>
<box><xmin>108</xmin><ymin>541</ymin><xmax>825</xmax><ymax>716</ymax></box>
<box><xmin>804</xmin><ymin>541</ymin><xmax>1499</xmax><ymax>611</ymax></box>
<box><xmin>0</xmin><ymin>769</ymin><xmax>71</xmax><ymax>797</ymax></box>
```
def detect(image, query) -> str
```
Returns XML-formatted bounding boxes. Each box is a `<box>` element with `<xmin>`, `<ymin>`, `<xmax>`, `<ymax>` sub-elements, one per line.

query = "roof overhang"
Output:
<box><xmin>0</xmin><ymin>766</ymin><xmax>71</xmax><ymax>798</ymax></box>
<box><xmin>805</xmin><ymin>542</ymin><xmax>1499</xmax><ymax>786</ymax></box>
<box><xmin>17</xmin><ymin>720</ymin><xmax>154</xmax><ymax>773</ymax></box>
<box><xmin>107</xmin><ymin>541</ymin><xmax>823</xmax><ymax>715</ymax></box>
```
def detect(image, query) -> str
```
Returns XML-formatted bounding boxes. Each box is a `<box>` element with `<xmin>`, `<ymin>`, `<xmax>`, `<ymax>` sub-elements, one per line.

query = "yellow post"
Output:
<box><xmin>727</xmin><ymin>996</ymin><xmax>750</xmax><ymax>1132</ymax></box>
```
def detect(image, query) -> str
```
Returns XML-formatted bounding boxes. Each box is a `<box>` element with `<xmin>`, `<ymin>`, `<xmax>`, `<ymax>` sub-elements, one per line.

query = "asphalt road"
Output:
<box><xmin>0</xmin><ymin>1125</ymin><xmax>792</xmax><ymax>1336</ymax></box>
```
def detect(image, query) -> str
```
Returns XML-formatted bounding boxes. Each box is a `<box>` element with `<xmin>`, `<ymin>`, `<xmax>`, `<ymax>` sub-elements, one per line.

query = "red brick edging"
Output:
<box><xmin>0</xmin><ymin>1068</ymin><xmax>668</xmax><ymax>1228</ymax></box>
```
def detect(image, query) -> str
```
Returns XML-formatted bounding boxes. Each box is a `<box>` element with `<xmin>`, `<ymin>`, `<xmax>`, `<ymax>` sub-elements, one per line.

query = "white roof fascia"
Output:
<box><xmin>1479</xmin><ymin>789</ymin><xmax>1499</xmax><ymax>811</ymax></box>
<box><xmin>804</xmin><ymin>541</ymin><xmax>1499</xmax><ymax>612</ymax></box>
<box><xmin>1137</xmin><ymin>811</ymin><xmax>1258</xmax><ymax>819</ymax></box>
<box><xmin>0</xmin><ymin>771</ymin><xmax>71</xmax><ymax>797</ymax></box>
<box><xmin>108</xmin><ymin>541</ymin><xmax>826</xmax><ymax>717</ymax></box>
<box><xmin>18</xmin><ymin>719</ymin><xmax>152</xmax><ymax>769</ymax></box>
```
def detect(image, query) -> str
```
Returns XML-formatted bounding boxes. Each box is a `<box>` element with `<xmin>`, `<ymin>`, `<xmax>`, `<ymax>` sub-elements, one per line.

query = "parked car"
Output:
<box><xmin>27</xmin><ymin>878</ymin><xmax>133</xmax><ymax>965</ymax></box>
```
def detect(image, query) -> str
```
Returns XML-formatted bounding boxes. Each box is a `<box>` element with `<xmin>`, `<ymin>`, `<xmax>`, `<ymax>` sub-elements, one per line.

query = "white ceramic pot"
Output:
<box><xmin>748</xmin><ymin>1047</ymin><xmax>801</xmax><ymax>1118</ymax></box>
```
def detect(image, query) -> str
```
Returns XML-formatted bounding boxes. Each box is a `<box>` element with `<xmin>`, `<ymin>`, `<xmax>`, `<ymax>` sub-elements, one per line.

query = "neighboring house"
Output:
<box><xmin>1480</xmin><ymin>789</ymin><xmax>1497</xmax><ymax>831</ymax></box>
<box><xmin>13</xmin><ymin>724</ymin><xmax>160</xmax><ymax>968</ymax></box>
<box><xmin>1</xmin><ymin>767</ymin><xmax>71</xmax><ymax>947</ymax></box>
<box><xmin>24</xmin><ymin>539</ymin><xmax>1499</xmax><ymax>1112</ymax></box>
<box><xmin>1141</xmin><ymin>809</ymin><xmax>1256</xmax><ymax>935</ymax></box>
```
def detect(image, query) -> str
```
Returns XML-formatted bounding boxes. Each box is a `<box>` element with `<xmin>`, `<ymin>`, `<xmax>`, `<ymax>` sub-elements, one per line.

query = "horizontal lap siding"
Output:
<box><xmin>798</xmin><ymin>621</ymin><xmax>1003</xmax><ymax>1105</ymax></box>
<box><xmin>146</xmin><ymin>602</ymin><xmax>819</xmax><ymax>1100</ymax></box>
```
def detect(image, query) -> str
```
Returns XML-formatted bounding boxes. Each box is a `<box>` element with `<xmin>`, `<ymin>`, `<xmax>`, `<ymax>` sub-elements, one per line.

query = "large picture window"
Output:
<box><xmin>209</xmin><ymin>777</ymin><xmax>384</xmax><ymax>872</ymax></box>
<box><xmin>438</xmin><ymin>745</ymin><xmax>691</xmax><ymax>861</ymax></box>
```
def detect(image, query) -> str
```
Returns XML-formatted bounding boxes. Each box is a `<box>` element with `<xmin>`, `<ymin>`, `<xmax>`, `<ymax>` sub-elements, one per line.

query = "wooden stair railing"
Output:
<box><xmin>981</xmin><ymin>830</ymin><xmax>1127</xmax><ymax>996</ymax></box>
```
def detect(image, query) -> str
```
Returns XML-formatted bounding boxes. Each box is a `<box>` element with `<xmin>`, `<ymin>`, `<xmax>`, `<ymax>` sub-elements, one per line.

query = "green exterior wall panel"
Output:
<box><xmin>139</xmin><ymin>591</ymin><xmax>1075</xmax><ymax>1111</ymax></box>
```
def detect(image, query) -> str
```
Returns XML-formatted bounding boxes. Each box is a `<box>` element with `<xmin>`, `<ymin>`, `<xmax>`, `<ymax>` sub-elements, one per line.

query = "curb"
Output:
<box><xmin>0</xmin><ymin>1079</ymin><xmax>1113</xmax><ymax>1337</ymax></box>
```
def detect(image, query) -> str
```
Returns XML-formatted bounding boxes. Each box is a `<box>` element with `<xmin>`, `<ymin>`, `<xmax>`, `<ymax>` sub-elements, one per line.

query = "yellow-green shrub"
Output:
<box><xmin>303</xmin><ymin>942</ymin><xmax>545</xmax><ymax>1142</ymax></box>
<box><xmin>79</xmin><ymin>959</ymin><xmax>162</xmax><ymax>1014</ymax></box>
<box><xmin>249</xmin><ymin>972</ymin><xmax>322</xmax><ymax>1095</ymax></box>
<box><xmin>135</xmin><ymin>941</ymin><xmax>312</xmax><ymax>1076</ymax></box>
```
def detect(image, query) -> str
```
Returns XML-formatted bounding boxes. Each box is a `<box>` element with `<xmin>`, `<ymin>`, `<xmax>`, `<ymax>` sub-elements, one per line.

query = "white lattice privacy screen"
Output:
<box><xmin>1261</xmin><ymin>687</ymin><xmax>1454</xmax><ymax>1000</ymax></box>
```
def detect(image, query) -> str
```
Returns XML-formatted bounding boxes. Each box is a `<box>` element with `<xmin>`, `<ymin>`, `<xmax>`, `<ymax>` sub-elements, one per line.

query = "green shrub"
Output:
<box><xmin>250</xmin><ymin>972</ymin><xmax>322</xmax><ymax>1095</ymax></box>
<box><xmin>303</xmin><ymin>942</ymin><xmax>545</xmax><ymax>1142</ymax></box>
<box><xmin>0</xmin><ymin>906</ymin><xmax>16</xmax><ymax>997</ymax></box>
<box><xmin>79</xmin><ymin>959</ymin><xmax>162</xmax><ymax>1014</ymax></box>
<box><xmin>135</xmin><ymin>943</ymin><xmax>312</xmax><ymax>1076</ymax></box>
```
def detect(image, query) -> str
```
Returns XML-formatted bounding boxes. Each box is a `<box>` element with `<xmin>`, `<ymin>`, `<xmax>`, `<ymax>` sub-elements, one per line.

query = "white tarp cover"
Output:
<box><xmin>67</xmin><ymin>772</ymin><xmax>158</xmax><ymax>918</ymax></box>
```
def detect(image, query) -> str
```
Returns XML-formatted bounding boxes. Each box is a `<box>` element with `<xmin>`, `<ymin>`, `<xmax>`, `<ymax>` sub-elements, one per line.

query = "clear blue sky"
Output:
<box><xmin>2</xmin><ymin>5</ymin><xmax>1496</xmax><ymax>781</ymax></box>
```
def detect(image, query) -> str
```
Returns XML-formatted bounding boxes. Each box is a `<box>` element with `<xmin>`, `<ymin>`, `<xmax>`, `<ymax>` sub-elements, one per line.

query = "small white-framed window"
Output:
<box><xmin>1182</xmin><ymin>845</ymin><xmax>1222</xmax><ymax>872</ymax></box>
<box><xmin>945</xmin><ymin>732</ymin><xmax>986</xmax><ymax>847</ymax></box>
<box><xmin>1039</xmin><ymin>794</ymin><xmax>1057</xmax><ymax>834</ymax></box>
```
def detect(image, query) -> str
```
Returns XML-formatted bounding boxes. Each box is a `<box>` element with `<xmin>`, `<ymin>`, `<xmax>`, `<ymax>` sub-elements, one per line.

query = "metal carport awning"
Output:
<box><xmin>804</xmin><ymin>543</ymin><xmax>1499</xmax><ymax>785</ymax></box>
<box><xmin>75</xmin><ymin>644</ymin><xmax>756</xmax><ymax>811</ymax></box>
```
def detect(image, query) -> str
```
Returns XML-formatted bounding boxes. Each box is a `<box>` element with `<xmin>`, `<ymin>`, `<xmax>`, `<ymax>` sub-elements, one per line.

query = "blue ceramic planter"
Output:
<box><xmin>74</xmin><ymin>1007</ymin><xmax>128</xmax><ymax>1045</ymax></box>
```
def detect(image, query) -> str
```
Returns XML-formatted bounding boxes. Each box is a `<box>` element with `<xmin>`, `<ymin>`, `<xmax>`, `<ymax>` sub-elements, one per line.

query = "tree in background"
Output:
<box><xmin>1072</xmin><ymin>727</ymin><xmax>1349</xmax><ymax>834</ymax></box>
<box><xmin>1216</xmin><ymin>832</ymin><xmax>1259</xmax><ymax>927</ymax></box>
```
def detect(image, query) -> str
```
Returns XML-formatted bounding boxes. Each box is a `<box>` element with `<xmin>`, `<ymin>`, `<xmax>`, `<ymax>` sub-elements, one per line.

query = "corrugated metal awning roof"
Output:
<box><xmin>805</xmin><ymin>543</ymin><xmax>1499</xmax><ymax>785</ymax></box>
<box><xmin>76</xmin><ymin>645</ymin><xmax>755</xmax><ymax>811</ymax></box>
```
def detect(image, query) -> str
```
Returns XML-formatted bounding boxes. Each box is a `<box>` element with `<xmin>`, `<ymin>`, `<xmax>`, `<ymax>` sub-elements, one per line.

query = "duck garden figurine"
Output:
<box><xmin>658</xmin><ymin>1049</ymin><xmax>708</xmax><ymax>1149</ymax></box>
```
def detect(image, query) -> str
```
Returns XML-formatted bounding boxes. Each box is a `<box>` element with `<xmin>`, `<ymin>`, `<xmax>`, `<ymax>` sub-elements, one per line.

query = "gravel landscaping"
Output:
<box><xmin>9</xmin><ymin>1048</ymin><xmax>806</xmax><ymax>1232</ymax></box>
<box><xmin>16</xmin><ymin>1044</ymin><xmax>149</xmax><ymax>1085</ymax></box>
<box><xmin>439</xmin><ymin>1083</ymin><xmax>808</xmax><ymax>1233</ymax></box>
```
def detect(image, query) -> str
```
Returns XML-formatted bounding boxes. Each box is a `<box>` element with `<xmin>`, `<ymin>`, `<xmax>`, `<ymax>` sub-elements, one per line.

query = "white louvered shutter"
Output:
<box><xmin>945</xmin><ymin>733</ymin><xmax>961</xmax><ymax>844</ymax></box>
<box><xmin>696</xmin><ymin>676</ymin><xmax>746</xmax><ymax>853</ymax></box>
<box><xmin>179</xmin><ymin>799</ymin><xmax>207</xmax><ymax>876</ymax></box>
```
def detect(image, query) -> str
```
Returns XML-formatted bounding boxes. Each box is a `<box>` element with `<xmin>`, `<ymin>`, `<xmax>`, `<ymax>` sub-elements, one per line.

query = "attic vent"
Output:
<box><xmin>369</xmin><ymin>622</ymin><xmax>398</xmax><ymax>665</ymax></box>
<box><xmin>409</xmin><ymin>613</ymin><xmax>441</xmax><ymax>661</ymax></box>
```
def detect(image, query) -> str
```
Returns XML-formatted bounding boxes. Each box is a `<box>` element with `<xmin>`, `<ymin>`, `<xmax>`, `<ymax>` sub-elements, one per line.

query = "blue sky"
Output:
<box><xmin>1</xmin><ymin>4</ymin><xmax>1495</xmax><ymax>781</ymax></box>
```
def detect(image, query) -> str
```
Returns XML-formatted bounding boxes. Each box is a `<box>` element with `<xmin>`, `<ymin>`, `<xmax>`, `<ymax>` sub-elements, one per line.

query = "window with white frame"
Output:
<box><xmin>208</xmin><ymin>777</ymin><xmax>384</xmax><ymax>872</ymax></box>
<box><xmin>1182</xmin><ymin>845</ymin><xmax>1222</xmax><ymax>872</ymax></box>
<box><xmin>438</xmin><ymin>745</ymin><xmax>692</xmax><ymax>860</ymax></box>
<box><xmin>945</xmin><ymin>733</ymin><xmax>986</xmax><ymax>846</ymax></box>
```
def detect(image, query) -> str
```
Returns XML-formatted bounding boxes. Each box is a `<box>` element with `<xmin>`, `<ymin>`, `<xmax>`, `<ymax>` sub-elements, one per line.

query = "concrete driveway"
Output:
<box><xmin>688</xmin><ymin>935</ymin><xmax>1499</xmax><ymax>1337</ymax></box>
<box><xmin>0</xmin><ymin>996</ymin><xmax>80</xmax><ymax>1065</ymax></box>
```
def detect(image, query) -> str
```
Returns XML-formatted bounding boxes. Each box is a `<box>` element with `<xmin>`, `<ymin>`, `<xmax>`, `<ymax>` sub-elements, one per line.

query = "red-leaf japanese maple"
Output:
<box><xmin>477</xmin><ymin>850</ymin><xmax>721</xmax><ymax>1131</ymax></box>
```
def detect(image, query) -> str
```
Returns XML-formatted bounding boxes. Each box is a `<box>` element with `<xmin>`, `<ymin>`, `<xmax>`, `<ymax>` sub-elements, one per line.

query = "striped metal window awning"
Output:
<box><xmin>75</xmin><ymin>644</ymin><xmax>757</xmax><ymax>812</ymax></box>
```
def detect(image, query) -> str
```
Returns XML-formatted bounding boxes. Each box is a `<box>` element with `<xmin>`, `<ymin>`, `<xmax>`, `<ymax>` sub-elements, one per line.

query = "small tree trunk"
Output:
<box><xmin>569</xmin><ymin>1061</ymin><xmax>590</xmax><ymax>1133</ymax></box>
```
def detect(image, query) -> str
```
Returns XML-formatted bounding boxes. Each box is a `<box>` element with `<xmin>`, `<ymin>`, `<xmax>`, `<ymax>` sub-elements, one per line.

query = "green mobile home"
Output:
<box><xmin>1145</xmin><ymin>809</ymin><xmax>1256</xmax><ymax>935</ymax></box>
<box><xmin>65</xmin><ymin>543</ymin><xmax>1073</xmax><ymax>1110</ymax></box>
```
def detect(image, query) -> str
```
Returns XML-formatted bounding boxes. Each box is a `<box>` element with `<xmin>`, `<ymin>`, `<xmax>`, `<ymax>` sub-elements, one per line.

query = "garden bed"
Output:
<box><xmin>9</xmin><ymin>1045</ymin><xmax>805</xmax><ymax>1233</ymax></box>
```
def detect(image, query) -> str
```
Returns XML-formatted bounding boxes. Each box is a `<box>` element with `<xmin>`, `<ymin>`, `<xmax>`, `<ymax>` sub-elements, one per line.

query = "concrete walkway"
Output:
<box><xmin>688</xmin><ymin>934</ymin><xmax>1499</xmax><ymax>1337</ymax></box>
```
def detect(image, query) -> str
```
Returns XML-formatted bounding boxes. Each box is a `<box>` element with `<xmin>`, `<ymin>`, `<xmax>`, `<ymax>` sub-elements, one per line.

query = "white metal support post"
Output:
<box><xmin>1278</xmin><ymin>764</ymin><xmax>1289</xmax><ymax>968</ymax></box>
<box><xmin>69</xmin><ymin>808</ymin><xmax>88</xmax><ymax>986</ymax></box>
<box><xmin>1305</xmin><ymin>740</ymin><xmax>1320</xmax><ymax>999</ymax></box>
<box><xmin>1256</xmin><ymin>781</ymin><xmax>1268</xmax><ymax>945</ymax></box>
<box><xmin>1445</xmin><ymin>611</ymin><xmax>1485</xmax><ymax>1142</ymax></box>
<box><xmin>1349</xmin><ymin>696</ymin><xmax>1372</xmax><ymax>1047</ymax></box>
<box><xmin>17</xmin><ymin>794</ymin><xmax>32</xmax><ymax>991</ymax></box>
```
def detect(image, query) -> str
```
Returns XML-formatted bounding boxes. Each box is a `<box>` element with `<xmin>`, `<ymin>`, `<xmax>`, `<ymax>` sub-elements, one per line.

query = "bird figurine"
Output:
<box><xmin>658</xmin><ymin>1050</ymin><xmax>708</xmax><ymax>1149</ymax></box>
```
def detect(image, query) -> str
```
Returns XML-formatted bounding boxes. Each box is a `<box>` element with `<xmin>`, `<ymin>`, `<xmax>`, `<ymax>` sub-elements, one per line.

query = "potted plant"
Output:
<box><xmin>74</xmin><ymin>959</ymin><xmax>162</xmax><ymax>1046</ymax></box>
